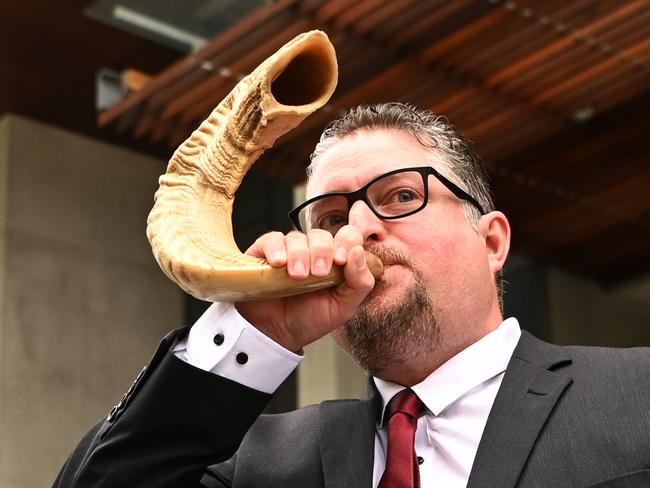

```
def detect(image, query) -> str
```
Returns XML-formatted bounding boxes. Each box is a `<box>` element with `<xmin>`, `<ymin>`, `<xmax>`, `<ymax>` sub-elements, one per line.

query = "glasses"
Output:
<box><xmin>288</xmin><ymin>166</ymin><xmax>485</xmax><ymax>234</ymax></box>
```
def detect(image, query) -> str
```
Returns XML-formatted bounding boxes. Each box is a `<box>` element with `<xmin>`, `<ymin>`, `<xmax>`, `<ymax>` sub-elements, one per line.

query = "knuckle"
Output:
<box><xmin>336</xmin><ymin>225</ymin><xmax>363</xmax><ymax>243</ymax></box>
<box><xmin>309</xmin><ymin>244</ymin><xmax>332</xmax><ymax>257</ymax></box>
<box><xmin>286</xmin><ymin>230</ymin><xmax>307</xmax><ymax>240</ymax></box>
<box><xmin>352</xmin><ymin>271</ymin><xmax>374</xmax><ymax>290</ymax></box>
<box><xmin>307</xmin><ymin>228</ymin><xmax>333</xmax><ymax>241</ymax></box>
<box><xmin>285</xmin><ymin>236</ymin><xmax>309</xmax><ymax>253</ymax></box>
<box><xmin>308</xmin><ymin>232</ymin><xmax>334</xmax><ymax>256</ymax></box>
<box><xmin>267</xmin><ymin>231</ymin><xmax>286</xmax><ymax>240</ymax></box>
<box><xmin>363</xmin><ymin>272</ymin><xmax>376</xmax><ymax>288</ymax></box>
<box><xmin>255</xmin><ymin>231</ymin><xmax>281</xmax><ymax>246</ymax></box>
<box><xmin>263</xmin><ymin>233</ymin><xmax>285</xmax><ymax>247</ymax></box>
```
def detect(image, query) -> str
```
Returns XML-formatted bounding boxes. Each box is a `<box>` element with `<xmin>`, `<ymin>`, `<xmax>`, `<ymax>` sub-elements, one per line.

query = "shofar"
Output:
<box><xmin>147</xmin><ymin>30</ymin><xmax>383</xmax><ymax>302</ymax></box>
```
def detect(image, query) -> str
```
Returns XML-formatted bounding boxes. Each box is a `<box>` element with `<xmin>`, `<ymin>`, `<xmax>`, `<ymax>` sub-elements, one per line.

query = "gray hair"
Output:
<box><xmin>307</xmin><ymin>102</ymin><xmax>503</xmax><ymax>309</ymax></box>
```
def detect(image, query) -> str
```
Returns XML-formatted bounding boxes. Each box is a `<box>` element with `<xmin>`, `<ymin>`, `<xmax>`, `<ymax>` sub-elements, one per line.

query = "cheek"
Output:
<box><xmin>410</xmin><ymin>237</ymin><xmax>456</xmax><ymax>287</ymax></box>
<box><xmin>412</xmin><ymin>230</ymin><xmax>483</xmax><ymax>286</ymax></box>
<box><xmin>415</xmin><ymin>226</ymin><xmax>459</xmax><ymax>262</ymax></box>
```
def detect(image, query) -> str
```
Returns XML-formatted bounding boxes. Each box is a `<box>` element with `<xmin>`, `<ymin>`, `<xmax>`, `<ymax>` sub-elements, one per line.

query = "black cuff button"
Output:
<box><xmin>236</xmin><ymin>352</ymin><xmax>249</xmax><ymax>365</ymax></box>
<box><xmin>213</xmin><ymin>333</ymin><xmax>225</xmax><ymax>346</ymax></box>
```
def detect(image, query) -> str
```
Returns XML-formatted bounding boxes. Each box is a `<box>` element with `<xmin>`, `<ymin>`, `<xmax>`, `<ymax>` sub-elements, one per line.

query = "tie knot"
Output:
<box><xmin>388</xmin><ymin>388</ymin><xmax>425</xmax><ymax>420</ymax></box>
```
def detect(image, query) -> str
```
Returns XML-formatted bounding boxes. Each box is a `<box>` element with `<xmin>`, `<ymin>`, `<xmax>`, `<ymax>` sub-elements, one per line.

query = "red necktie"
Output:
<box><xmin>378</xmin><ymin>388</ymin><xmax>426</xmax><ymax>488</ymax></box>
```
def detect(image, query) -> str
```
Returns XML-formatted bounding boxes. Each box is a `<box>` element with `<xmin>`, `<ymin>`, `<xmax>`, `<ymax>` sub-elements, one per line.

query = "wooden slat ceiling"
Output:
<box><xmin>99</xmin><ymin>0</ymin><xmax>650</xmax><ymax>284</ymax></box>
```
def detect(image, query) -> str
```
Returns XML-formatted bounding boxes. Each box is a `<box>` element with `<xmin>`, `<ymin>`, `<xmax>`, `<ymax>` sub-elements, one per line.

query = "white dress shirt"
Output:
<box><xmin>173</xmin><ymin>302</ymin><xmax>303</xmax><ymax>393</ymax></box>
<box><xmin>175</xmin><ymin>303</ymin><xmax>521</xmax><ymax>487</ymax></box>
<box><xmin>373</xmin><ymin>318</ymin><xmax>521</xmax><ymax>487</ymax></box>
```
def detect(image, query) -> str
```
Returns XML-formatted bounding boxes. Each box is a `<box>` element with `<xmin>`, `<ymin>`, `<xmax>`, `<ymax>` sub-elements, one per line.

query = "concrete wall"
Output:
<box><xmin>0</xmin><ymin>115</ymin><xmax>184</xmax><ymax>488</ymax></box>
<box><xmin>548</xmin><ymin>268</ymin><xmax>650</xmax><ymax>347</ymax></box>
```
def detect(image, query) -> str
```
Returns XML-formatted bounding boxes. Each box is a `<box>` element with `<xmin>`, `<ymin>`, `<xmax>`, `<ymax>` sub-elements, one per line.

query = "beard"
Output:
<box><xmin>332</xmin><ymin>246</ymin><xmax>441</xmax><ymax>376</ymax></box>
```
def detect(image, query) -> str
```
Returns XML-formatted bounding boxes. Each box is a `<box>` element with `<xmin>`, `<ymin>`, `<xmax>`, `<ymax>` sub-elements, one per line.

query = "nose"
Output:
<box><xmin>348</xmin><ymin>200</ymin><xmax>387</xmax><ymax>242</ymax></box>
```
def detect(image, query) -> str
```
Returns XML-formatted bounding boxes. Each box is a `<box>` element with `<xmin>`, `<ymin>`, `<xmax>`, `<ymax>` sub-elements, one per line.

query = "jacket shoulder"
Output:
<box><xmin>562</xmin><ymin>342</ymin><xmax>650</xmax><ymax>384</ymax></box>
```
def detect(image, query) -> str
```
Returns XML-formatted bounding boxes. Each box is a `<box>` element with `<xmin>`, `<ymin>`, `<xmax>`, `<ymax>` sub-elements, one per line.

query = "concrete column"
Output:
<box><xmin>0</xmin><ymin>115</ymin><xmax>184</xmax><ymax>488</ymax></box>
<box><xmin>298</xmin><ymin>334</ymin><xmax>368</xmax><ymax>407</ymax></box>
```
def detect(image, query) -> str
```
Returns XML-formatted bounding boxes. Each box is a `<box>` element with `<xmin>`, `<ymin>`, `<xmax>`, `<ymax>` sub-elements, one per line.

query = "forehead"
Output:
<box><xmin>307</xmin><ymin>128</ymin><xmax>447</xmax><ymax>197</ymax></box>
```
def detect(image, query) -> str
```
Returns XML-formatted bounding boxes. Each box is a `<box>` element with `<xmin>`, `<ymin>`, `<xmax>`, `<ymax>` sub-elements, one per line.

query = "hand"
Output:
<box><xmin>234</xmin><ymin>226</ymin><xmax>376</xmax><ymax>353</ymax></box>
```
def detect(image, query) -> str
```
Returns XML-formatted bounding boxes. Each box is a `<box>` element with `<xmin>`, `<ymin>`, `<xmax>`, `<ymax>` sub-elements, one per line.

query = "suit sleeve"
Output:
<box><xmin>53</xmin><ymin>328</ymin><xmax>273</xmax><ymax>488</ymax></box>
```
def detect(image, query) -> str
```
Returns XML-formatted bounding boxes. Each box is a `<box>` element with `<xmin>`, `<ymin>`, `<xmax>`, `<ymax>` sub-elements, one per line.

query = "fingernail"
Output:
<box><xmin>314</xmin><ymin>258</ymin><xmax>327</xmax><ymax>274</ymax></box>
<box><xmin>272</xmin><ymin>251</ymin><xmax>286</xmax><ymax>263</ymax></box>
<box><xmin>292</xmin><ymin>261</ymin><xmax>307</xmax><ymax>276</ymax></box>
<box><xmin>335</xmin><ymin>247</ymin><xmax>347</xmax><ymax>262</ymax></box>
<box><xmin>356</xmin><ymin>253</ymin><xmax>366</xmax><ymax>270</ymax></box>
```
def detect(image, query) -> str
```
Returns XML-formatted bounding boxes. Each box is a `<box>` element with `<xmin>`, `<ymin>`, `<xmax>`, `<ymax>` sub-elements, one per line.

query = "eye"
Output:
<box><xmin>374</xmin><ymin>187</ymin><xmax>424</xmax><ymax>214</ymax></box>
<box><xmin>396</xmin><ymin>190</ymin><xmax>416</xmax><ymax>203</ymax></box>
<box><xmin>386</xmin><ymin>188</ymin><xmax>420</xmax><ymax>204</ymax></box>
<box><xmin>316</xmin><ymin>212</ymin><xmax>347</xmax><ymax>233</ymax></box>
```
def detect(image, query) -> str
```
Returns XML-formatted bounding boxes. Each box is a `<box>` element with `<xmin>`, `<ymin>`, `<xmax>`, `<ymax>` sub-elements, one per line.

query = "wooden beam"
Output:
<box><xmin>122</xmin><ymin>68</ymin><xmax>152</xmax><ymax>93</ymax></box>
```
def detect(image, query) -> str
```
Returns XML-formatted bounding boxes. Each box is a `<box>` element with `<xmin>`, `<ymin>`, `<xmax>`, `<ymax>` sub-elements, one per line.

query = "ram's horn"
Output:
<box><xmin>147</xmin><ymin>31</ymin><xmax>383</xmax><ymax>302</ymax></box>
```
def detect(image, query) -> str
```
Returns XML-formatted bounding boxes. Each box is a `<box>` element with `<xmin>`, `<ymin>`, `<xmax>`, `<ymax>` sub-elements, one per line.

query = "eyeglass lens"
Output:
<box><xmin>298</xmin><ymin>170</ymin><xmax>426</xmax><ymax>235</ymax></box>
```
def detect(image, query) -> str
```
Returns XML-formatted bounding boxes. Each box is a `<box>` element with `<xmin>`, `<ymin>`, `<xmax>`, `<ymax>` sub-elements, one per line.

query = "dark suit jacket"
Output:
<box><xmin>54</xmin><ymin>328</ymin><xmax>650</xmax><ymax>487</ymax></box>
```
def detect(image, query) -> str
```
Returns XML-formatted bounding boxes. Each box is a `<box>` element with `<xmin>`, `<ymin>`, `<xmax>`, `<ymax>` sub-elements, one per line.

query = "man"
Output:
<box><xmin>55</xmin><ymin>103</ymin><xmax>649</xmax><ymax>487</ymax></box>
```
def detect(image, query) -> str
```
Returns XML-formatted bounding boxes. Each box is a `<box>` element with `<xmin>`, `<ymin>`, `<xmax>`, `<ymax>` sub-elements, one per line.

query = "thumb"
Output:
<box><xmin>332</xmin><ymin>245</ymin><xmax>376</xmax><ymax>315</ymax></box>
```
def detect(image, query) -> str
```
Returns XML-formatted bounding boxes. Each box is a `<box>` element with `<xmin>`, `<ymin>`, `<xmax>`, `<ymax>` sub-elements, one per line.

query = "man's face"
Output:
<box><xmin>307</xmin><ymin>128</ymin><xmax>499</xmax><ymax>376</ymax></box>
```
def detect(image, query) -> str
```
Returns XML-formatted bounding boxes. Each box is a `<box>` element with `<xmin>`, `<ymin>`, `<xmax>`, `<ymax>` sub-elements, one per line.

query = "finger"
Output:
<box><xmin>285</xmin><ymin>231</ymin><xmax>310</xmax><ymax>280</ymax></box>
<box><xmin>245</xmin><ymin>231</ymin><xmax>287</xmax><ymax>266</ymax></box>
<box><xmin>307</xmin><ymin>229</ymin><xmax>334</xmax><ymax>277</ymax></box>
<box><xmin>332</xmin><ymin>225</ymin><xmax>364</xmax><ymax>265</ymax></box>
<box><xmin>332</xmin><ymin>245</ymin><xmax>375</xmax><ymax>312</ymax></box>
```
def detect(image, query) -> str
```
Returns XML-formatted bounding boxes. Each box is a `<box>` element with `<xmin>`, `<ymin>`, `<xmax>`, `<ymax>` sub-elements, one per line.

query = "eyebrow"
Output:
<box><xmin>310</xmin><ymin>179</ymin><xmax>357</xmax><ymax>197</ymax></box>
<box><xmin>312</xmin><ymin>169</ymin><xmax>394</xmax><ymax>196</ymax></box>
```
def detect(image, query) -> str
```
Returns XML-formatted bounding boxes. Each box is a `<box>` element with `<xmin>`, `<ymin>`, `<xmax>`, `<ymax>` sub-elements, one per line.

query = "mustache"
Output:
<box><xmin>364</xmin><ymin>244</ymin><xmax>414</xmax><ymax>269</ymax></box>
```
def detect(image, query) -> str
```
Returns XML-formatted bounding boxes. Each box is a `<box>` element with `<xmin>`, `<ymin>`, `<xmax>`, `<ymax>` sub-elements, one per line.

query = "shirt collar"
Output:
<box><xmin>374</xmin><ymin>317</ymin><xmax>521</xmax><ymax>425</ymax></box>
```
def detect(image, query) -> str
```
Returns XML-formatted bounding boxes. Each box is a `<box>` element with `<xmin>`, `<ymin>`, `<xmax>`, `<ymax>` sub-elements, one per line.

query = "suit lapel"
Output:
<box><xmin>319</xmin><ymin>382</ymin><xmax>380</xmax><ymax>488</ymax></box>
<box><xmin>467</xmin><ymin>332</ymin><xmax>573</xmax><ymax>488</ymax></box>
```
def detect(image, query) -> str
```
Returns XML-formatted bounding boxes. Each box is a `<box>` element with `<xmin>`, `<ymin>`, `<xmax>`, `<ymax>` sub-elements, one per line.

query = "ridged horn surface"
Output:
<box><xmin>147</xmin><ymin>31</ymin><xmax>383</xmax><ymax>302</ymax></box>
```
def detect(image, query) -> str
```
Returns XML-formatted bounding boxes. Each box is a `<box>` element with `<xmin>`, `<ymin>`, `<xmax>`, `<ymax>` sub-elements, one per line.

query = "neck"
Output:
<box><xmin>374</xmin><ymin>357</ymin><xmax>448</xmax><ymax>387</ymax></box>
<box><xmin>374</xmin><ymin>314</ymin><xmax>504</xmax><ymax>387</ymax></box>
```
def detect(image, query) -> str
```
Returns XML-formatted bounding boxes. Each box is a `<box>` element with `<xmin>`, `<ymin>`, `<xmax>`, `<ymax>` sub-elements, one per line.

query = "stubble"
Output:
<box><xmin>333</xmin><ymin>246</ymin><xmax>441</xmax><ymax>376</ymax></box>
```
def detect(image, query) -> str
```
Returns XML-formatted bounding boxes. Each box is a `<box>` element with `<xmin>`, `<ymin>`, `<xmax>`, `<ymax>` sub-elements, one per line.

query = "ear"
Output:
<box><xmin>477</xmin><ymin>211</ymin><xmax>511</xmax><ymax>274</ymax></box>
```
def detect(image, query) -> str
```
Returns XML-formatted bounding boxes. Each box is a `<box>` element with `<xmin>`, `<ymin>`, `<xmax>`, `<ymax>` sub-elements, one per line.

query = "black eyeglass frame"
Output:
<box><xmin>288</xmin><ymin>165</ymin><xmax>486</xmax><ymax>232</ymax></box>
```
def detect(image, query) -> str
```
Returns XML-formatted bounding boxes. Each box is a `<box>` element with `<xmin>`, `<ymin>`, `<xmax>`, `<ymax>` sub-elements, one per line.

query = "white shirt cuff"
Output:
<box><xmin>173</xmin><ymin>302</ymin><xmax>303</xmax><ymax>394</ymax></box>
